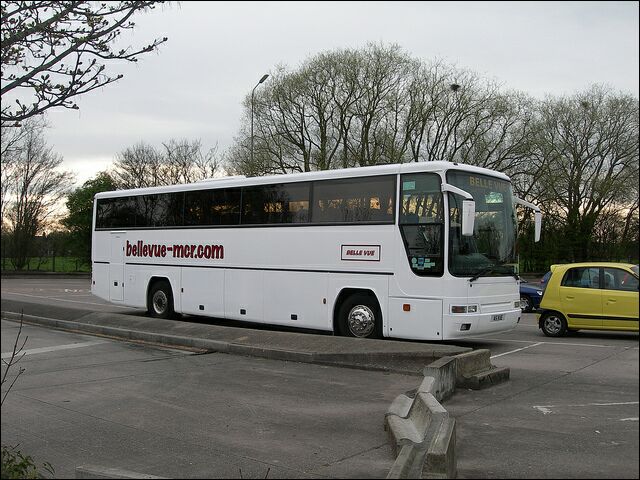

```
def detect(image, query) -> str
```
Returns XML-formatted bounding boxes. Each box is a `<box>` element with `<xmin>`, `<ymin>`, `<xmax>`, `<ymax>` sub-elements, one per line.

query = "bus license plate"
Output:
<box><xmin>491</xmin><ymin>314</ymin><xmax>504</xmax><ymax>322</ymax></box>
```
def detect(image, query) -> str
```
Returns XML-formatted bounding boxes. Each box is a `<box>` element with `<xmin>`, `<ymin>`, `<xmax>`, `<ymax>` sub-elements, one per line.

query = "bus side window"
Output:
<box><xmin>311</xmin><ymin>175</ymin><xmax>395</xmax><ymax>224</ymax></box>
<box><xmin>184</xmin><ymin>190</ymin><xmax>210</xmax><ymax>226</ymax></box>
<box><xmin>210</xmin><ymin>188</ymin><xmax>241</xmax><ymax>225</ymax></box>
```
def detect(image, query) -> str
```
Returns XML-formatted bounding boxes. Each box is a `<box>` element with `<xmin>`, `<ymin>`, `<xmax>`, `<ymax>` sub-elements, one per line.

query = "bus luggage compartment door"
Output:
<box><xmin>225</xmin><ymin>269</ymin><xmax>264</xmax><ymax>322</ymax></box>
<box><xmin>109</xmin><ymin>233</ymin><xmax>125</xmax><ymax>302</ymax></box>
<box><xmin>388</xmin><ymin>297</ymin><xmax>443</xmax><ymax>340</ymax></box>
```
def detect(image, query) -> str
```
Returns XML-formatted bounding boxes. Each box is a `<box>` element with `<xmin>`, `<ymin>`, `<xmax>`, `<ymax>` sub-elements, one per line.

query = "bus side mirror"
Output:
<box><xmin>534</xmin><ymin>211</ymin><xmax>541</xmax><ymax>242</ymax></box>
<box><xmin>462</xmin><ymin>200</ymin><xmax>475</xmax><ymax>236</ymax></box>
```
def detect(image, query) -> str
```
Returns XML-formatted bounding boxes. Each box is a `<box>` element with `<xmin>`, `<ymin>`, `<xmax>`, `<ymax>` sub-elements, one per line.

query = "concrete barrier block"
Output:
<box><xmin>423</xmin><ymin>417</ymin><xmax>456</xmax><ymax>479</ymax></box>
<box><xmin>386</xmin><ymin>393</ymin><xmax>414</xmax><ymax>420</ymax></box>
<box><xmin>385</xmin><ymin>415</ymin><xmax>422</xmax><ymax>455</ymax></box>
<box><xmin>409</xmin><ymin>392</ymin><xmax>438</xmax><ymax>434</ymax></box>
<box><xmin>385</xmin><ymin>392</ymin><xmax>445</xmax><ymax>455</ymax></box>
<box><xmin>457</xmin><ymin>366</ymin><xmax>510</xmax><ymax>390</ymax></box>
<box><xmin>417</xmin><ymin>375</ymin><xmax>436</xmax><ymax>394</ymax></box>
<box><xmin>414</xmin><ymin>392</ymin><xmax>447</xmax><ymax>421</ymax></box>
<box><xmin>454</xmin><ymin>349</ymin><xmax>491</xmax><ymax>378</ymax></box>
<box><xmin>423</xmin><ymin>357</ymin><xmax>457</xmax><ymax>401</ymax></box>
<box><xmin>386</xmin><ymin>444</ymin><xmax>420</xmax><ymax>479</ymax></box>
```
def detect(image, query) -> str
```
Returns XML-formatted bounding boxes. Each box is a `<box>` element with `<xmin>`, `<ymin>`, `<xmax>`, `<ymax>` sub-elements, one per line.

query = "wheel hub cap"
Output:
<box><xmin>347</xmin><ymin>305</ymin><xmax>375</xmax><ymax>337</ymax></box>
<box><xmin>153</xmin><ymin>291</ymin><xmax>168</xmax><ymax>314</ymax></box>
<box><xmin>545</xmin><ymin>316</ymin><xmax>561</xmax><ymax>334</ymax></box>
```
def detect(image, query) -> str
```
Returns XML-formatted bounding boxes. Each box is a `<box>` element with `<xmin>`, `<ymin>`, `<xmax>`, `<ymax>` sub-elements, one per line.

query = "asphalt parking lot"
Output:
<box><xmin>1</xmin><ymin>276</ymin><xmax>638</xmax><ymax>478</ymax></box>
<box><xmin>1</xmin><ymin>318</ymin><xmax>419</xmax><ymax>479</ymax></box>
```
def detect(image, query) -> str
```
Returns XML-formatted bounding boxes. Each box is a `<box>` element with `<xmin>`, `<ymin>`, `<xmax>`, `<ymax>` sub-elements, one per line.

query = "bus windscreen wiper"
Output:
<box><xmin>469</xmin><ymin>266</ymin><xmax>495</xmax><ymax>283</ymax></box>
<box><xmin>469</xmin><ymin>266</ymin><xmax>520</xmax><ymax>283</ymax></box>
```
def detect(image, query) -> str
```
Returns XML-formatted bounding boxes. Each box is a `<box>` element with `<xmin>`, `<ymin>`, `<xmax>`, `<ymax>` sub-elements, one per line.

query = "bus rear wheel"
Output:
<box><xmin>337</xmin><ymin>294</ymin><xmax>382</xmax><ymax>339</ymax></box>
<box><xmin>148</xmin><ymin>280</ymin><xmax>175</xmax><ymax>319</ymax></box>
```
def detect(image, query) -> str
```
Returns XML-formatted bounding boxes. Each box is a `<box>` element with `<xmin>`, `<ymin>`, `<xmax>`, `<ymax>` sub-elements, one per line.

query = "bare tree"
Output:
<box><xmin>0</xmin><ymin>120</ymin><xmax>28</xmax><ymax>228</ymax></box>
<box><xmin>2</xmin><ymin>119</ymin><xmax>75</xmax><ymax>269</ymax></box>
<box><xmin>111</xmin><ymin>142</ymin><xmax>163</xmax><ymax>189</ymax></box>
<box><xmin>1</xmin><ymin>118</ymin><xmax>50</xmax><ymax>226</ymax></box>
<box><xmin>162</xmin><ymin>139</ymin><xmax>220</xmax><ymax>184</ymax></box>
<box><xmin>455</xmin><ymin>90</ymin><xmax>539</xmax><ymax>196</ymax></box>
<box><xmin>227</xmin><ymin>44</ymin><xmax>531</xmax><ymax>178</ymax></box>
<box><xmin>112</xmin><ymin>139</ymin><xmax>221</xmax><ymax>189</ymax></box>
<box><xmin>1</xmin><ymin>313</ymin><xmax>28</xmax><ymax>408</ymax></box>
<box><xmin>533</xmin><ymin>85</ymin><xmax>639</xmax><ymax>261</ymax></box>
<box><xmin>1</xmin><ymin>1</ymin><xmax>168</xmax><ymax>124</ymax></box>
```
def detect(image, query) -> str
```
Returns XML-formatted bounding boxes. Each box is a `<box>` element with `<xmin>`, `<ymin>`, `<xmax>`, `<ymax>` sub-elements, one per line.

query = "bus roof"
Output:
<box><xmin>94</xmin><ymin>161</ymin><xmax>512</xmax><ymax>199</ymax></box>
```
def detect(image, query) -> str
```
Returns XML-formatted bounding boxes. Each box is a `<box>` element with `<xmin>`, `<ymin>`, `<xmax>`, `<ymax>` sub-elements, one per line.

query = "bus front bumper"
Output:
<box><xmin>442</xmin><ymin>309</ymin><xmax>520</xmax><ymax>339</ymax></box>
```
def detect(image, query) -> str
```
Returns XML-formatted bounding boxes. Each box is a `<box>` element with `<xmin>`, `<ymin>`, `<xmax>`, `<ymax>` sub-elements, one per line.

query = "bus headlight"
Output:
<box><xmin>451</xmin><ymin>305</ymin><xmax>479</xmax><ymax>314</ymax></box>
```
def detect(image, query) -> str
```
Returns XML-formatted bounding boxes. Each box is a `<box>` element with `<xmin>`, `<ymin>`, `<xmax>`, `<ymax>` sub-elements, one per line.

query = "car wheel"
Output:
<box><xmin>148</xmin><ymin>280</ymin><xmax>175</xmax><ymax>319</ymax></box>
<box><xmin>540</xmin><ymin>311</ymin><xmax>567</xmax><ymax>337</ymax></box>
<box><xmin>337</xmin><ymin>293</ymin><xmax>381</xmax><ymax>339</ymax></box>
<box><xmin>520</xmin><ymin>295</ymin><xmax>532</xmax><ymax>313</ymax></box>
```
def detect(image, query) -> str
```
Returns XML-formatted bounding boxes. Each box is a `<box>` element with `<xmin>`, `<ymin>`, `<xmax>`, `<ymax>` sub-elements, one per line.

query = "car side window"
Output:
<box><xmin>561</xmin><ymin>267</ymin><xmax>600</xmax><ymax>289</ymax></box>
<box><xmin>603</xmin><ymin>268</ymin><xmax>639</xmax><ymax>292</ymax></box>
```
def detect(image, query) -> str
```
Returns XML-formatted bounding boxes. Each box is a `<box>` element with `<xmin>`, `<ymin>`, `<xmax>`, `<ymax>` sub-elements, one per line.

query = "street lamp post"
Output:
<box><xmin>251</xmin><ymin>74</ymin><xmax>269</xmax><ymax>165</ymax></box>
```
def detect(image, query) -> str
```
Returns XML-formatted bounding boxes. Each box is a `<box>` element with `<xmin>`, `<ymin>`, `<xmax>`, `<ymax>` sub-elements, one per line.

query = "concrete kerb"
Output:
<box><xmin>0</xmin><ymin>309</ymin><xmax>469</xmax><ymax>376</ymax></box>
<box><xmin>75</xmin><ymin>465</ymin><xmax>165</xmax><ymax>479</ymax></box>
<box><xmin>1</xmin><ymin>310</ymin><xmax>232</xmax><ymax>353</ymax></box>
<box><xmin>385</xmin><ymin>350</ymin><xmax>507</xmax><ymax>479</ymax></box>
<box><xmin>1</xmin><ymin>310</ymin><xmax>350</xmax><ymax>367</ymax></box>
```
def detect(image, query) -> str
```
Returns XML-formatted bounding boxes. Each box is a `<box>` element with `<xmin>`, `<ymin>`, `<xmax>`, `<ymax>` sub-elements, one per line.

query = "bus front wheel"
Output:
<box><xmin>337</xmin><ymin>294</ymin><xmax>382</xmax><ymax>339</ymax></box>
<box><xmin>148</xmin><ymin>280</ymin><xmax>175</xmax><ymax>319</ymax></box>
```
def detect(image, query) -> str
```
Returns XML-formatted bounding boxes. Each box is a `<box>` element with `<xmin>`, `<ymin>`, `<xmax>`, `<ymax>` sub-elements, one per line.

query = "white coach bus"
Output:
<box><xmin>91</xmin><ymin>161</ymin><xmax>541</xmax><ymax>341</ymax></box>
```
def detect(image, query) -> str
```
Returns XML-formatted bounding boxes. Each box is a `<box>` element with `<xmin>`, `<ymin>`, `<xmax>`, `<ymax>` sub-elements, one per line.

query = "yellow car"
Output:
<box><xmin>538</xmin><ymin>262</ymin><xmax>639</xmax><ymax>337</ymax></box>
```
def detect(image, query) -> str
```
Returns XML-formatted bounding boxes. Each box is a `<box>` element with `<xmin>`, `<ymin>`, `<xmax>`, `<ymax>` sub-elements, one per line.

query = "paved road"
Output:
<box><xmin>1</xmin><ymin>318</ymin><xmax>417</xmax><ymax>479</ymax></box>
<box><xmin>451</xmin><ymin>331</ymin><xmax>639</xmax><ymax>479</ymax></box>
<box><xmin>2</xmin><ymin>276</ymin><xmax>638</xmax><ymax>478</ymax></box>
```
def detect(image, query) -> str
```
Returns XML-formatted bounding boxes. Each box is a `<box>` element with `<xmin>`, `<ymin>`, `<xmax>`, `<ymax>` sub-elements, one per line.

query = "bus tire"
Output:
<box><xmin>540</xmin><ymin>311</ymin><xmax>567</xmax><ymax>337</ymax></box>
<box><xmin>337</xmin><ymin>293</ymin><xmax>382</xmax><ymax>339</ymax></box>
<box><xmin>148</xmin><ymin>280</ymin><xmax>175</xmax><ymax>319</ymax></box>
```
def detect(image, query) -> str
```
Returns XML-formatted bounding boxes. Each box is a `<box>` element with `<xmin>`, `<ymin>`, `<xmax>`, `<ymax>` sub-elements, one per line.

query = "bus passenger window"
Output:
<box><xmin>311</xmin><ymin>175</ymin><xmax>395</xmax><ymax>224</ymax></box>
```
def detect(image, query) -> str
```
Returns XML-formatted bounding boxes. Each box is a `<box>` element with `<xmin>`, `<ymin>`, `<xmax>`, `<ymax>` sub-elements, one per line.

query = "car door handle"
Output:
<box><xmin>565</xmin><ymin>295</ymin><xmax>575</xmax><ymax>300</ymax></box>
<box><xmin>607</xmin><ymin>298</ymin><xmax>617</xmax><ymax>303</ymax></box>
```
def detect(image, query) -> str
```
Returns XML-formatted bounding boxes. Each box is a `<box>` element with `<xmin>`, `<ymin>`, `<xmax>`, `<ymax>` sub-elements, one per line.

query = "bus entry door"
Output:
<box><xmin>109</xmin><ymin>233</ymin><xmax>125</xmax><ymax>301</ymax></box>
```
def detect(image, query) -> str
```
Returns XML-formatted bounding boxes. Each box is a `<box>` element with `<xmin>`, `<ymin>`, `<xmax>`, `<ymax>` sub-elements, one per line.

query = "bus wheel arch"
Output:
<box><xmin>333</xmin><ymin>289</ymin><xmax>383</xmax><ymax>339</ymax></box>
<box><xmin>147</xmin><ymin>277</ymin><xmax>175</xmax><ymax>319</ymax></box>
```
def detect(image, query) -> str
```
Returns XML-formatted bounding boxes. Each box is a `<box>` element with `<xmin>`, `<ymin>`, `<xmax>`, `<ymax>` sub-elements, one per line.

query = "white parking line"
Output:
<box><xmin>2</xmin><ymin>340</ymin><xmax>108</xmax><ymax>359</ymax></box>
<box><xmin>533</xmin><ymin>401</ymin><xmax>639</xmax><ymax>415</ymax></box>
<box><xmin>471</xmin><ymin>337</ymin><xmax>625</xmax><ymax>348</ymax></box>
<box><xmin>3</xmin><ymin>291</ymin><xmax>131</xmax><ymax>309</ymax></box>
<box><xmin>48</xmin><ymin>294</ymin><xmax>96</xmax><ymax>299</ymax></box>
<box><xmin>490</xmin><ymin>342</ymin><xmax>544</xmax><ymax>358</ymax></box>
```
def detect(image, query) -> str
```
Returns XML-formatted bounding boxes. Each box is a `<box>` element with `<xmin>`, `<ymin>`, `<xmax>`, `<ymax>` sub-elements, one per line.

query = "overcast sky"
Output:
<box><xmin>42</xmin><ymin>1</ymin><xmax>639</xmax><ymax>186</ymax></box>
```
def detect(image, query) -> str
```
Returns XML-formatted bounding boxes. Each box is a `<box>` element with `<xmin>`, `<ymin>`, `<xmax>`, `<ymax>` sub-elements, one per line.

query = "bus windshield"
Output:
<box><xmin>446</xmin><ymin>171</ymin><xmax>517</xmax><ymax>277</ymax></box>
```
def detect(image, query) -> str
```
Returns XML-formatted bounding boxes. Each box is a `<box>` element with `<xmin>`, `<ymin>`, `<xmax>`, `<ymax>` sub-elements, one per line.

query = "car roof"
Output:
<box><xmin>550</xmin><ymin>262</ymin><xmax>637</xmax><ymax>272</ymax></box>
